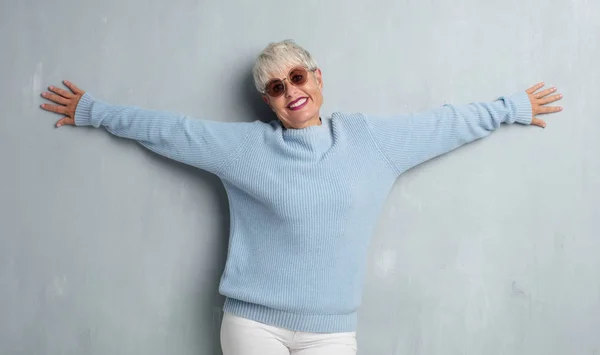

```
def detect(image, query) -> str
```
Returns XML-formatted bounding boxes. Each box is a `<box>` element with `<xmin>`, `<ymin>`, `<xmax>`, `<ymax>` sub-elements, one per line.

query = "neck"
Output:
<box><xmin>281</xmin><ymin>116</ymin><xmax>322</xmax><ymax>130</ymax></box>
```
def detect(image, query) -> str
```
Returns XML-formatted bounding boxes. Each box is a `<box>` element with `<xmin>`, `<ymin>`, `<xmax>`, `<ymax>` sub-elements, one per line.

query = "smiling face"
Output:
<box><xmin>262</xmin><ymin>66</ymin><xmax>324</xmax><ymax>129</ymax></box>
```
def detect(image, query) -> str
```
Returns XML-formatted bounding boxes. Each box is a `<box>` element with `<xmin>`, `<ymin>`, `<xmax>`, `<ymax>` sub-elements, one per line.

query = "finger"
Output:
<box><xmin>63</xmin><ymin>80</ymin><xmax>84</xmax><ymax>95</ymax></box>
<box><xmin>536</xmin><ymin>105</ymin><xmax>563</xmax><ymax>114</ymax></box>
<box><xmin>538</xmin><ymin>93</ymin><xmax>563</xmax><ymax>104</ymax></box>
<box><xmin>534</xmin><ymin>87</ymin><xmax>558</xmax><ymax>99</ymax></box>
<box><xmin>56</xmin><ymin>117</ymin><xmax>75</xmax><ymax>127</ymax></box>
<box><xmin>41</xmin><ymin>91</ymin><xmax>69</xmax><ymax>105</ymax></box>
<box><xmin>531</xmin><ymin>117</ymin><xmax>546</xmax><ymax>128</ymax></box>
<box><xmin>40</xmin><ymin>103</ymin><xmax>68</xmax><ymax>114</ymax></box>
<box><xmin>526</xmin><ymin>82</ymin><xmax>545</xmax><ymax>94</ymax></box>
<box><xmin>48</xmin><ymin>85</ymin><xmax>74</xmax><ymax>98</ymax></box>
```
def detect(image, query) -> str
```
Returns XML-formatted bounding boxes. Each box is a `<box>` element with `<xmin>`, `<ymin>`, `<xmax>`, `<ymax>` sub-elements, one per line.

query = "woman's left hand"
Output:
<box><xmin>526</xmin><ymin>82</ymin><xmax>563</xmax><ymax>128</ymax></box>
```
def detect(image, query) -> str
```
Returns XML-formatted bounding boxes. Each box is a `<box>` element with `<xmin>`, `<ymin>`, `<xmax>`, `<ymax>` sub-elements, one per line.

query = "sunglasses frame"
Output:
<box><xmin>261</xmin><ymin>66</ymin><xmax>317</xmax><ymax>98</ymax></box>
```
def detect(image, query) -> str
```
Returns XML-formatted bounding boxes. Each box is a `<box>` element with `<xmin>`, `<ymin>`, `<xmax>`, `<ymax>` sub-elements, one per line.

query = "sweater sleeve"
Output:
<box><xmin>74</xmin><ymin>93</ymin><xmax>259</xmax><ymax>175</ymax></box>
<box><xmin>364</xmin><ymin>91</ymin><xmax>533</xmax><ymax>176</ymax></box>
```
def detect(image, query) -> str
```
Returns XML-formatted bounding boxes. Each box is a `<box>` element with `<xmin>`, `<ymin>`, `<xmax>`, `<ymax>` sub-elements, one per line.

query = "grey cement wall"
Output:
<box><xmin>1</xmin><ymin>0</ymin><xmax>599</xmax><ymax>354</ymax></box>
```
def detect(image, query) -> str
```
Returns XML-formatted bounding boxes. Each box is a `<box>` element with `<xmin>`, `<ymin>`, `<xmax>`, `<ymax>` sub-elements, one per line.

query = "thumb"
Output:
<box><xmin>531</xmin><ymin>117</ymin><xmax>546</xmax><ymax>128</ymax></box>
<box><xmin>56</xmin><ymin>117</ymin><xmax>75</xmax><ymax>127</ymax></box>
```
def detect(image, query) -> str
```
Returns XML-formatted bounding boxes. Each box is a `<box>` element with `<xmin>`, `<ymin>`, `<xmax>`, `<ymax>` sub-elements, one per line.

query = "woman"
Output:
<box><xmin>40</xmin><ymin>40</ymin><xmax>563</xmax><ymax>355</ymax></box>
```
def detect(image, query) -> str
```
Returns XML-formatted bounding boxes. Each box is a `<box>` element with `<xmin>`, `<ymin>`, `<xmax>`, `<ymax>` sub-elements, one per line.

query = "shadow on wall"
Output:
<box><xmin>238</xmin><ymin>60</ymin><xmax>275</xmax><ymax>123</ymax></box>
<box><xmin>133</xmin><ymin>145</ymin><xmax>232</xmax><ymax>354</ymax></box>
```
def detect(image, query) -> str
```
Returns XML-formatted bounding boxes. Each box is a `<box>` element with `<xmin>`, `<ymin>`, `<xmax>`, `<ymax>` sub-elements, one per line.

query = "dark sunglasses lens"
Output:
<box><xmin>266</xmin><ymin>80</ymin><xmax>285</xmax><ymax>97</ymax></box>
<box><xmin>289</xmin><ymin>68</ymin><xmax>308</xmax><ymax>85</ymax></box>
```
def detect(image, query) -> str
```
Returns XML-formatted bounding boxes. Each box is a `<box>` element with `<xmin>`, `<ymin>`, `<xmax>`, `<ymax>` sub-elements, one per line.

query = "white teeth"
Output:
<box><xmin>289</xmin><ymin>98</ymin><xmax>307</xmax><ymax>108</ymax></box>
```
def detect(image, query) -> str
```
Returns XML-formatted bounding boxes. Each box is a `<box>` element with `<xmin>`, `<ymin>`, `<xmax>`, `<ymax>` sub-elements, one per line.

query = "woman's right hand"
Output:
<box><xmin>40</xmin><ymin>80</ymin><xmax>86</xmax><ymax>127</ymax></box>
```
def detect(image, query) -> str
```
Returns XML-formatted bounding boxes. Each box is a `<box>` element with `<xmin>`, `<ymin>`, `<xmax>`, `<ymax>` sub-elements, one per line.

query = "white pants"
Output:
<box><xmin>220</xmin><ymin>312</ymin><xmax>357</xmax><ymax>355</ymax></box>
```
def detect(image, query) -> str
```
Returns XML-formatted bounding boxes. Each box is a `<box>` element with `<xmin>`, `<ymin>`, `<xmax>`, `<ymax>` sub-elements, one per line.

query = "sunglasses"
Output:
<box><xmin>262</xmin><ymin>66</ymin><xmax>316</xmax><ymax>98</ymax></box>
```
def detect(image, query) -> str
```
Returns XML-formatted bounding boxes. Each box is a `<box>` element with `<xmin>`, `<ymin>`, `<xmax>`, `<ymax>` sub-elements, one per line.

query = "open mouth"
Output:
<box><xmin>287</xmin><ymin>97</ymin><xmax>308</xmax><ymax>111</ymax></box>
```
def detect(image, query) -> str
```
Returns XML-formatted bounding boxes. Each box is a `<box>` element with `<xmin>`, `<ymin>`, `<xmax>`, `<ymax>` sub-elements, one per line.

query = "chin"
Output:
<box><xmin>277</xmin><ymin>101</ymin><xmax>320</xmax><ymax>128</ymax></box>
<box><xmin>288</xmin><ymin>113</ymin><xmax>317</xmax><ymax>127</ymax></box>
<box><xmin>291</xmin><ymin>106</ymin><xmax>318</xmax><ymax>120</ymax></box>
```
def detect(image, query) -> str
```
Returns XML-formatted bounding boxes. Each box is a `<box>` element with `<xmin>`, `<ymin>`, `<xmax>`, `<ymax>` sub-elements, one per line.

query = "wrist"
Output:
<box><xmin>74</xmin><ymin>93</ymin><xmax>95</xmax><ymax>126</ymax></box>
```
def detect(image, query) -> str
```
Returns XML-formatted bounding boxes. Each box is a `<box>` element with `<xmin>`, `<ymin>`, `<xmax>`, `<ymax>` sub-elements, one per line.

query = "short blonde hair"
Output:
<box><xmin>253</xmin><ymin>39</ymin><xmax>319</xmax><ymax>93</ymax></box>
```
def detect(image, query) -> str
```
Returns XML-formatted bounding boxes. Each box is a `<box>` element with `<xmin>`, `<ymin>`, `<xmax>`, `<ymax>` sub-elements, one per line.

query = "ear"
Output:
<box><xmin>314</xmin><ymin>68</ymin><xmax>323</xmax><ymax>89</ymax></box>
<box><xmin>262</xmin><ymin>95</ymin><xmax>270</xmax><ymax>105</ymax></box>
<box><xmin>262</xmin><ymin>95</ymin><xmax>275</xmax><ymax>110</ymax></box>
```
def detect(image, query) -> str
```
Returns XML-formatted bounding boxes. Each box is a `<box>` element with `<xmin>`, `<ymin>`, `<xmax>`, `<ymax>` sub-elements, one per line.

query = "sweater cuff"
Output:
<box><xmin>506</xmin><ymin>91</ymin><xmax>533</xmax><ymax>125</ymax></box>
<box><xmin>74</xmin><ymin>93</ymin><xmax>96</xmax><ymax>127</ymax></box>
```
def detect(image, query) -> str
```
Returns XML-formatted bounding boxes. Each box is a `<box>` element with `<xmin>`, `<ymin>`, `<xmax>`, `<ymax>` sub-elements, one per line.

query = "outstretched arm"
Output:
<box><xmin>40</xmin><ymin>81</ymin><xmax>259</xmax><ymax>175</ymax></box>
<box><xmin>364</xmin><ymin>83</ymin><xmax>563</xmax><ymax>176</ymax></box>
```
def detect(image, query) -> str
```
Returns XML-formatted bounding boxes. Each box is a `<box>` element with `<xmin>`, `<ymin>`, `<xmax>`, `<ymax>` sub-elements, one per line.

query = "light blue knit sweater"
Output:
<box><xmin>74</xmin><ymin>90</ymin><xmax>532</xmax><ymax>333</ymax></box>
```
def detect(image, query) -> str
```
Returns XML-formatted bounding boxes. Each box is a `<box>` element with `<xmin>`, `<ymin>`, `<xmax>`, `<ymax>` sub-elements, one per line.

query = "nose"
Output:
<box><xmin>284</xmin><ymin>79</ymin><xmax>299</xmax><ymax>98</ymax></box>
